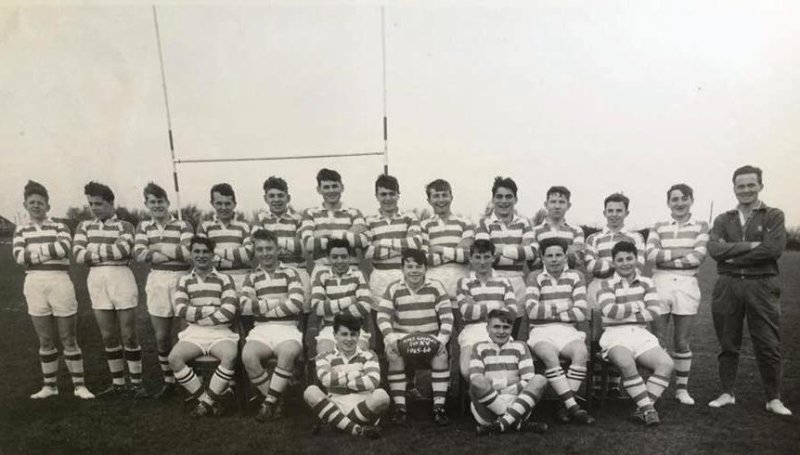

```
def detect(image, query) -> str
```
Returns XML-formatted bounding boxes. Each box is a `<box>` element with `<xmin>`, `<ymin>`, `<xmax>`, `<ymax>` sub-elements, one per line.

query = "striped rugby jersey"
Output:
<box><xmin>585</xmin><ymin>228</ymin><xmax>645</xmax><ymax>279</ymax></box>
<box><xmin>73</xmin><ymin>216</ymin><xmax>135</xmax><ymax>266</ymax></box>
<box><xmin>474</xmin><ymin>213</ymin><xmax>536</xmax><ymax>272</ymax></box>
<box><xmin>310</xmin><ymin>265</ymin><xmax>372</xmax><ymax>327</ymax></box>
<box><xmin>197</xmin><ymin>217</ymin><xmax>253</xmax><ymax>271</ymax></box>
<box><xmin>376</xmin><ymin>279</ymin><xmax>453</xmax><ymax>341</ymax></box>
<box><xmin>469</xmin><ymin>340</ymin><xmax>535</xmax><ymax>391</ymax></box>
<box><xmin>240</xmin><ymin>264</ymin><xmax>304</xmax><ymax>325</ymax></box>
<box><xmin>365</xmin><ymin>211</ymin><xmax>422</xmax><ymax>270</ymax></box>
<box><xmin>420</xmin><ymin>214</ymin><xmax>474</xmax><ymax>266</ymax></box>
<box><xmin>133</xmin><ymin>216</ymin><xmax>192</xmax><ymax>271</ymax></box>
<box><xmin>13</xmin><ymin>219</ymin><xmax>72</xmax><ymax>272</ymax></box>
<box><xmin>316</xmin><ymin>347</ymin><xmax>381</xmax><ymax>395</ymax></box>
<box><xmin>174</xmin><ymin>268</ymin><xmax>238</xmax><ymax>329</ymax></box>
<box><xmin>253</xmin><ymin>209</ymin><xmax>305</xmax><ymax>268</ymax></box>
<box><xmin>646</xmin><ymin>217</ymin><xmax>709</xmax><ymax>275</ymax></box>
<box><xmin>456</xmin><ymin>271</ymin><xmax>518</xmax><ymax>323</ymax></box>
<box><xmin>525</xmin><ymin>268</ymin><xmax>588</xmax><ymax>324</ymax></box>
<box><xmin>530</xmin><ymin>219</ymin><xmax>585</xmax><ymax>269</ymax></box>
<box><xmin>299</xmin><ymin>205</ymin><xmax>368</xmax><ymax>260</ymax></box>
<box><xmin>597</xmin><ymin>272</ymin><xmax>660</xmax><ymax>327</ymax></box>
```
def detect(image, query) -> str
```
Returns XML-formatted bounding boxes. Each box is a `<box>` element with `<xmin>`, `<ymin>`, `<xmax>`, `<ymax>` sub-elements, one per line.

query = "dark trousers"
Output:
<box><xmin>711</xmin><ymin>275</ymin><xmax>783</xmax><ymax>400</ymax></box>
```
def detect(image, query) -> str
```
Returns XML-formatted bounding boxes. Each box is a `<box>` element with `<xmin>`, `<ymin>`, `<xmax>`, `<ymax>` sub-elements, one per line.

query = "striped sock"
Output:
<box><xmin>124</xmin><ymin>347</ymin><xmax>143</xmax><ymax>385</ymax></box>
<box><xmin>646</xmin><ymin>374</ymin><xmax>671</xmax><ymax>402</ymax></box>
<box><xmin>545</xmin><ymin>367</ymin><xmax>578</xmax><ymax>410</ymax></box>
<box><xmin>39</xmin><ymin>348</ymin><xmax>59</xmax><ymax>389</ymax></box>
<box><xmin>174</xmin><ymin>365</ymin><xmax>203</xmax><ymax>398</ymax></box>
<box><xmin>266</xmin><ymin>367</ymin><xmax>292</xmax><ymax>404</ymax></box>
<box><xmin>249</xmin><ymin>369</ymin><xmax>271</xmax><ymax>399</ymax></box>
<box><xmin>431</xmin><ymin>367</ymin><xmax>450</xmax><ymax>407</ymax></box>
<box><xmin>105</xmin><ymin>346</ymin><xmax>125</xmax><ymax>386</ymax></box>
<box><xmin>347</xmin><ymin>399</ymin><xmax>381</xmax><ymax>425</ymax></box>
<box><xmin>609</xmin><ymin>370</ymin><xmax>621</xmax><ymax>391</ymax></box>
<box><xmin>566</xmin><ymin>365</ymin><xmax>587</xmax><ymax>393</ymax></box>
<box><xmin>622</xmin><ymin>375</ymin><xmax>652</xmax><ymax>410</ymax></box>
<box><xmin>158</xmin><ymin>351</ymin><xmax>175</xmax><ymax>384</ymax></box>
<box><xmin>499</xmin><ymin>390</ymin><xmax>537</xmax><ymax>431</ymax></box>
<box><xmin>476</xmin><ymin>389</ymin><xmax>507</xmax><ymax>415</ymax></box>
<box><xmin>673</xmin><ymin>351</ymin><xmax>692</xmax><ymax>393</ymax></box>
<box><xmin>207</xmin><ymin>365</ymin><xmax>235</xmax><ymax>402</ymax></box>
<box><xmin>387</xmin><ymin>370</ymin><xmax>407</xmax><ymax>407</ymax></box>
<box><xmin>63</xmin><ymin>349</ymin><xmax>85</xmax><ymax>387</ymax></box>
<box><xmin>312</xmin><ymin>396</ymin><xmax>362</xmax><ymax>435</ymax></box>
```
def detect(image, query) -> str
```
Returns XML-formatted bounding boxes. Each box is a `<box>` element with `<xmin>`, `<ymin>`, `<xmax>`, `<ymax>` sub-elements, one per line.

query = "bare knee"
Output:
<box><xmin>241</xmin><ymin>345</ymin><xmax>264</xmax><ymax>373</ymax></box>
<box><xmin>656</xmin><ymin>355</ymin><xmax>674</xmax><ymax>376</ymax></box>
<box><xmin>526</xmin><ymin>374</ymin><xmax>547</xmax><ymax>394</ymax></box>
<box><xmin>304</xmin><ymin>385</ymin><xmax>325</xmax><ymax>406</ymax></box>
<box><xmin>168</xmin><ymin>351</ymin><xmax>186</xmax><ymax>371</ymax></box>
<box><xmin>277</xmin><ymin>343</ymin><xmax>302</xmax><ymax>367</ymax></box>
<box><xmin>370</xmin><ymin>389</ymin><xmax>391</xmax><ymax>412</ymax></box>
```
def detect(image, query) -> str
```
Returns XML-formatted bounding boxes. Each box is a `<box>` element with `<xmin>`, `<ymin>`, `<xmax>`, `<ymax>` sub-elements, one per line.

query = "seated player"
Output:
<box><xmin>311</xmin><ymin>238</ymin><xmax>372</xmax><ymax>354</ymax></box>
<box><xmin>240</xmin><ymin>229</ymin><xmax>305</xmax><ymax>421</ymax></box>
<box><xmin>13</xmin><ymin>180</ymin><xmax>94</xmax><ymax>400</ymax></box>
<box><xmin>469</xmin><ymin>309</ymin><xmax>548</xmax><ymax>435</ymax></box>
<box><xmin>530</xmin><ymin>186</ymin><xmax>585</xmax><ymax>270</ymax></box>
<box><xmin>597</xmin><ymin>241</ymin><xmax>674</xmax><ymax>426</ymax></box>
<box><xmin>304</xmin><ymin>314</ymin><xmax>388</xmax><ymax>439</ymax></box>
<box><xmin>455</xmin><ymin>239</ymin><xmax>518</xmax><ymax>379</ymax></box>
<box><xmin>526</xmin><ymin>238</ymin><xmax>594</xmax><ymax>424</ymax></box>
<box><xmin>169</xmin><ymin>236</ymin><xmax>240</xmax><ymax>418</ymax></box>
<box><xmin>376</xmin><ymin>249</ymin><xmax>453</xmax><ymax>426</ymax></box>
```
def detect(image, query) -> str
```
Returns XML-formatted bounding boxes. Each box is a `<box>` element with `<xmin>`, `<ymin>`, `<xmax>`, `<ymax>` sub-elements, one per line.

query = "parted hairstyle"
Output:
<box><xmin>666</xmin><ymin>183</ymin><xmax>693</xmax><ymax>202</ymax></box>
<box><xmin>732</xmin><ymin>165</ymin><xmax>763</xmax><ymax>185</ymax></box>
<box><xmin>143</xmin><ymin>182</ymin><xmax>168</xmax><ymax>201</ymax></box>
<box><xmin>210</xmin><ymin>183</ymin><xmax>236</xmax><ymax>203</ymax></box>
<box><xmin>252</xmin><ymin>228</ymin><xmax>278</xmax><ymax>244</ymax></box>
<box><xmin>487</xmin><ymin>308</ymin><xmax>515</xmax><ymax>325</ymax></box>
<box><xmin>24</xmin><ymin>180</ymin><xmax>49</xmax><ymax>201</ymax></box>
<box><xmin>84</xmin><ymin>181</ymin><xmax>115</xmax><ymax>203</ymax></box>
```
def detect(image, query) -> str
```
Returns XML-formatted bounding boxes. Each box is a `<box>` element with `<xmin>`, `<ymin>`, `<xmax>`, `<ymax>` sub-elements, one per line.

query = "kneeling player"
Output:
<box><xmin>526</xmin><ymin>238</ymin><xmax>594</xmax><ymax>424</ymax></box>
<box><xmin>470</xmin><ymin>309</ymin><xmax>548</xmax><ymax>435</ymax></box>
<box><xmin>169</xmin><ymin>236</ymin><xmax>240</xmax><ymax>417</ymax></box>
<box><xmin>304</xmin><ymin>314</ymin><xmax>387</xmax><ymax>439</ymax></box>
<box><xmin>376</xmin><ymin>249</ymin><xmax>453</xmax><ymax>426</ymax></box>
<box><xmin>240</xmin><ymin>229</ymin><xmax>305</xmax><ymax>421</ymax></box>
<box><xmin>597</xmin><ymin>241</ymin><xmax>674</xmax><ymax>426</ymax></box>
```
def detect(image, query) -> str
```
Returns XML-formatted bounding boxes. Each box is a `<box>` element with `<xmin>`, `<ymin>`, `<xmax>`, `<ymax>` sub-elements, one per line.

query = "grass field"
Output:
<box><xmin>0</xmin><ymin>244</ymin><xmax>798</xmax><ymax>455</ymax></box>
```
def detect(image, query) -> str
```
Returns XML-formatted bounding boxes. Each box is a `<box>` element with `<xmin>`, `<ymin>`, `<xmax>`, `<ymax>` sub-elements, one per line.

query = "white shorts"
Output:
<box><xmin>426</xmin><ymin>263</ymin><xmax>468</xmax><ymax>297</ymax></box>
<box><xmin>471</xmin><ymin>393</ymin><xmax>516</xmax><ymax>425</ymax></box>
<box><xmin>330</xmin><ymin>391</ymin><xmax>372</xmax><ymax>414</ymax></box>
<box><xmin>316</xmin><ymin>325</ymin><xmax>371</xmax><ymax>345</ymax></box>
<box><xmin>528</xmin><ymin>323</ymin><xmax>586</xmax><ymax>353</ymax></box>
<box><xmin>599</xmin><ymin>325</ymin><xmax>661</xmax><ymax>360</ymax></box>
<box><xmin>369</xmin><ymin>269</ymin><xmax>404</xmax><ymax>308</ymax></box>
<box><xmin>458</xmin><ymin>323</ymin><xmax>490</xmax><ymax>350</ymax></box>
<box><xmin>493</xmin><ymin>270</ymin><xmax>526</xmax><ymax>311</ymax></box>
<box><xmin>178</xmin><ymin>324</ymin><xmax>239</xmax><ymax>356</ymax></box>
<box><xmin>586</xmin><ymin>279</ymin><xmax>603</xmax><ymax>310</ymax></box>
<box><xmin>87</xmin><ymin>266</ymin><xmax>138</xmax><ymax>311</ymax></box>
<box><xmin>246</xmin><ymin>323</ymin><xmax>303</xmax><ymax>351</ymax></box>
<box><xmin>145</xmin><ymin>270</ymin><xmax>184</xmax><ymax>318</ymax></box>
<box><xmin>24</xmin><ymin>271</ymin><xmax>78</xmax><ymax>317</ymax></box>
<box><xmin>653</xmin><ymin>271</ymin><xmax>700</xmax><ymax>316</ymax></box>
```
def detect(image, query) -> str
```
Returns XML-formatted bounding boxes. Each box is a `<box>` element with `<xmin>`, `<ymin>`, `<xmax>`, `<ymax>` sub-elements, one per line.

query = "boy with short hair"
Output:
<box><xmin>530</xmin><ymin>186</ymin><xmax>585</xmax><ymax>270</ymax></box>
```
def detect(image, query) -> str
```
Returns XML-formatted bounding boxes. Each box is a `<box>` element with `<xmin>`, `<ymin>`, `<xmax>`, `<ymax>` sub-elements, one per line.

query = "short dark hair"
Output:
<box><xmin>263</xmin><ymin>176</ymin><xmax>288</xmax><ymax>194</ymax></box>
<box><xmin>333</xmin><ymin>313</ymin><xmax>362</xmax><ymax>334</ymax></box>
<box><xmin>143</xmin><ymin>182</ymin><xmax>168</xmax><ymax>201</ymax></box>
<box><xmin>425</xmin><ymin>179</ymin><xmax>452</xmax><ymax>198</ymax></box>
<box><xmin>487</xmin><ymin>309</ymin><xmax>515</xmax><ymax>325</ymax></box>
<box><xmin>604</xmin><ymin>193</ymin><xmax>629</xmax><ymax>211</ymax></box>
<box><xmin>210</xmin><ymin>183</ymin><xmax>236</xmax><ymax>203</ymax></box>
<box><xmin>316</xmin><ymin>168</ymin><xmax>342</xmax><ymax>186</ymax></box>
<box><xmin>401</xmin><ymin>248</ymin><xmax>427</xmax><ymax>267</ymax></box>
<box><xmin>24</xmin><ymin>180</ymin><xmax>49</xmax><ymax>201</ymax></box>
<box><xmin>492</xmin><ymin>177</ymin><xmax>517</xmax><ymax>198</ymax></box>
<box><xmin>611</xmin><ymin>241</ymin><xmax>637</xmax><ymax>259</ymax></box>
<box><xmin>252</xmin><ymin>229</ymin><xmax>278</xmax><ymax>244</ymax></box>
<box><xmin>732</xmin><ymin>165</ymin><xmax>763</xmax><ymax>185</ymax></box>
<box><xmin>375</xmin><ymin>174</ymin><xmax>400</xmax><ymax>193</ymax></box>
<box><xmin>470</xmin><ymin>239</ymin><xmax>496</xmax><ymax>256</ymax></box>
<box><xmin>539</xmin><ymin>238</ymin><xmax>568</xmax><ymax>256</ymax></box>
<box><xmin>546</xmin><ymin>186</ymin><xmax>571</xmax><ymax>202</ymax></box>
<box><xmin>666</xmin><ymin>183</ymin><xmax>693</xmax><ymax>202</ymax></box>
<box><xmin>327</xmin><ymin>238</ymin><xmax>353</xmax><ymax>256</ymax></box>
<box><xmin>84</xmin><ymin>181</ymin><xmax>115</xmax><ymax>204</ymax></box>
<box><xmin>190</xmin><ymin>235</ymin><xmax>215</xmax><ymax>252</ymax></box>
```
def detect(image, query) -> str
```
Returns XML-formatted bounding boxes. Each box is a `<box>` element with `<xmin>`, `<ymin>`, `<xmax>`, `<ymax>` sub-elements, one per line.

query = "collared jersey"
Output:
<box><xmin>174</xmin><ymin>268</ymin><xmax>238</xmax><ymax>329</ymax></box>
<box><xmin>315</xmin><ymin>347</ymin><xmax>381</xmax><ymax>395</ymax></box>
<box><xmin>585</xmin><ymin>228</ymin><xmax>645</xmax><ymax>279</ymax></box>
<box><xmin>310</xmin><ymin>265</ymin><xmax>372</xmax><ymax>326</ymax></box>
<box><xmin>240</xmin><ymin>264</ymin><xmax>304</xmax><ymax>325</ymax></box>
<box><xmin>134</xmin><ymin>216</ymin><xmax>193</xmax><ymax>271</ymax></box>
<box><xmin>420</xmin><ymin>214</ymin><xmax>474</xmax><ymax>266</ymax></box>
<box><xmin>530</xmin><ymin>219</ymin><xmax>585</xmax><ymax>270</ymax></box>
<box><xmin>73</xmin><ymin>216</ymin><xmax>135</xmax><ymax>266</ymax></box>
<box><xmin>13</xmin><ymin>219</ymin><xmax>72</xmax><ymax>272</ymax></box>
<box><xmin>365</xmin><ymin>210</ymin><xmax>422</xmax><ymax>270</ymax></box>
<box><xmin>469</xmin><ymin>340</ymin><xmax>535</xmax><ymax>387</ymax></box>
<box><xmin>596</xmin><ymin>272</ymin><xmax>660</xmax><ymax>327</ymax></box>
<box><xmin>474</xmin><ymin>213</ymin><xmax>536</xmax><ymax>272</ymax></box>
<box><xmin>253</xmin><ymin>209</ymin><xmax>305</xmax><ymax>268</ymax></box>
<box><xmin>646</xmin><ymin>217</ymin><xmax>709</xmax><ymax>275</ymax></box>
<box><xmin>526</xmin><ymin>268</ymin><xmax>588</xmax><ymax>323</ymax></box>
<box><xmin>455</xmin><ymin>271</ymin><xmax>518</xmax><ymax>323</ymax></box>
<box><xmin>299</xmin><ymin>205</ymin><xmax>367</xmax><ymax>260</ymax></box>
<box><xmin>376</xmin><ymin>278</ymin><xmax>453</xmax><ymax>340</ymax></box>
<box><xmin>197</xmin><ymin>217</ymin><xmax>253</xmax><ymax>271</ymax></box>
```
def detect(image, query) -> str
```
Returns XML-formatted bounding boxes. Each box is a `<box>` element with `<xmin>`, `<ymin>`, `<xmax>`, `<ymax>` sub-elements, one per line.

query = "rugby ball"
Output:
<box><xmin>397</xmin><ymin>333</ymin><xmax>440</xmax><ymax>364</ymax></box>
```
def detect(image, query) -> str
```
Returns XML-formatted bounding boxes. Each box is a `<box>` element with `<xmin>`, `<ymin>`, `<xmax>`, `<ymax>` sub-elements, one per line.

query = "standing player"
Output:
<box><xmin>469</xmin><ymin>309</ymin><xmax>548</xmax><ymax>435</ymax></box>
<box><xmin>169</xmin><ymin>236</ymin><xmax>240</xmax><ymax>417</ymax></box>
<box><xmin>530</xmin><ymin>186</ymin><xmax>585</xmax><ymax>270</ymax></box>
<box><xmin>597</xmin><ymin>241</ymin><xmax>674</xmax><ymax>426</ymax></box>
<box><xmin>133</xmin><ymin>182</ymin><xmax>193</xmax><ymax>399</ymax></box>
<box><xmin>376</xmin><ymin>249</ymin><xmax>453</xmax><ymax>426</ymax></box>
<box><xmin>73</xmin><ymin>181</ymin><xmax>146</xmax><ymax>398</ymax></box>
<box><xmin>526</xmin><ymin>238</ymin><xmax>594</xmax><ymax>424</ymax></box>
<box><xmin>646</xmin><ymin>183</ymin><xmax>709</xmax><ymax>405</ymax></box>
<box><xmin>197</xmin><ymin>183</ymin><xmax>253</xmax><ymax>291</ymax></box>
<box><xmin>13</xmin><ymin>181</ymin><xmax>94</xmax><ymax>400</ymax></box>
<box><xmin>303</xmin><ymin>313</ymin><xmax>387</xmax><ymax>439</ymax></box>
<box><xmin>420</xmin><ymin>179</ymin><xmax>474</xmax><ymax>296</ymax></box>
<box><xmin>311</xmin><ymin>239</ymin><xmax>372</xmax><ymax>354</ymax></box>
<box><xmin>455</xmin><ymin>239</ymin><xmax>518</xmax><ymax>379</ymax></box>
<box><xmin>240</xmin><ymin>229</ymin><xmax>305</xmax><ymax>421</ymax></box>
<box><xmin>365</xmin><ymin>174</ymin><xmax>423</xmax><ymax>304</ymax></box>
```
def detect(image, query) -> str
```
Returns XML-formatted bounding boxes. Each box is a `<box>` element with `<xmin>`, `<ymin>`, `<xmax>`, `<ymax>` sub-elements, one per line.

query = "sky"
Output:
<box><xmin>2</xmin><ymin>2</ymin><xmax>799</xmax><ymax>230</ymax></box>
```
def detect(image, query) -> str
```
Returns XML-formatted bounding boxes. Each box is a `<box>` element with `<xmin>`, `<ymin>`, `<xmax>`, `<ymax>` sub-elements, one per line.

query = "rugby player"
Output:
<box><xmin>530</xmin><ymin>186</ymin><xmax>585</xmax><ymax>270</ymax></box>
